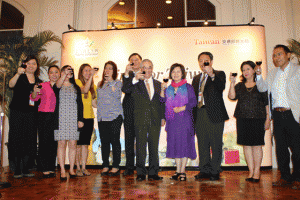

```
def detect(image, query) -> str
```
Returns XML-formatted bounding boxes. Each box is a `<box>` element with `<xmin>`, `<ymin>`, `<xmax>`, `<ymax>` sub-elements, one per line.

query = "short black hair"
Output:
<box><xmin>274</xmin><ymin>44</ymin><xmax>291</xmax><ymax>54</ymax></box>
<box><xmin>240</xmin><ymin>60</ymin><xmax>256</xmax><ymax>83</ymax></box>
<box><xmin>128</xmin><ymin>53</ymin><xmax>142</xmax><ymax>61</ymax></box>
<box><xmin>198</xmin><ymin>52</ymin><xmax>213</xmax><ymax>61</ymax></box>
<box><xmin>48</xmin><ymin>65</ymin><xmax>60</xmax><ymax>73</ymax></box>
<box><xmin>169</xmin><ymin>63</ymin><xmax>186</xmax><ymax>80</ymax></box>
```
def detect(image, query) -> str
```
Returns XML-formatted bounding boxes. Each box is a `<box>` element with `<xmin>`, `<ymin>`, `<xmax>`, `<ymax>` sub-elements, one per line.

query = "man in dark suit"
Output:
<box><xmin>121</xmin><ymin>53</ymin><xmax>142</xmax><ymax>176</ymax></box>
<box><xmin>122</xmin><ymin>59</ymin><xmax>165</xmax><ymax>181</ymax></box>
<box><xmin>192</xmin><ymin>52</ymin><xmax>229</xmax><ymax>181</ymax></box>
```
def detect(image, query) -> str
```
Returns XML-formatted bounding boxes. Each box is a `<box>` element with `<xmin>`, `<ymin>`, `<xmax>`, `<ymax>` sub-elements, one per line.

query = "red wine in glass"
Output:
<box><xmin>256</xmin><ymin>61</ymin><xmax>262</xmax><ymax>66</ymax></box>
<box><xmin>232</xmin><ymin>73</ymin><xmax>237</xmax><ymax>77</ymax></box>
<box><xmin>163</xmin><ymin>78</ymin><xmax>169</xmax><ymax>83</ymax></box>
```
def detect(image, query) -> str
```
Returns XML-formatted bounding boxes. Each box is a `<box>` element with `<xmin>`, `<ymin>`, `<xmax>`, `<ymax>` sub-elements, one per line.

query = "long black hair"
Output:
<box><xmin>61</xmin><ymin>65</ymin><xmax>81</xmax><ymax>92</ymax></box>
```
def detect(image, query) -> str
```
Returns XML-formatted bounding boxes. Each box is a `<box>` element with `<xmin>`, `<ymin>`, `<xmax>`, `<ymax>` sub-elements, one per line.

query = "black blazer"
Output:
<box><xmin>192</xmin><ymin>70</ymin><xmax>229</xmax><ymax>123</ymax></box>
<box><xmin>122</xmin><ymin>76</ymin><xmax>165</xmax><ymax>130</ymax></box>
<box><xmin>52</xmin><ymin>84</ymin><xmax>84</xmax><ymax>130</ymax></box>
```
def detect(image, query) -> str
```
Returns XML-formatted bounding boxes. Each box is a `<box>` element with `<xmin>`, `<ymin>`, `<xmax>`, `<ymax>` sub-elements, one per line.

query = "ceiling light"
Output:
<box><xmin>111</xmin><ymin>22</ymin><xmax>116</xmax><ymax>29</ymax></box>
<box><xmin>248</xmin><ymin>17</ymin><xmax>255</xmax><ymax>25</ymax></box>
<box><xmin>67</xmin><ymin>24</ymin><xmax>77</xmax><ymax>31</ymax></box>
<box><xmin>204</xmin><ymin>20</ymin><xmax>208</xmax><ymax>25</ymax></box>
<box><xmin>167</xmin><ymin>16</ymin><xmax>173</xmax><ymax>20</ymax></box>
<box><xmin>156</xmin><ymin>20</ymin><xmax>161</xmax><ymax>28</ymax></box>
<box><xmin>166</xmin><ymin>0</ymin><xmax>172</xmax><ymax>4</ymax></box>
<box><xmin>119</xmin><ymin>0</ymin><xmax>125</xmax><ymax>6</ymax></box>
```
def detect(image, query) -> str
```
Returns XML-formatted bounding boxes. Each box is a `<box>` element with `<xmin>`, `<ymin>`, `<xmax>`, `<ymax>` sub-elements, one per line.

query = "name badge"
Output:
<box><xmin>198</xmin><ymin>92</ymin><xmax>203</xmax><ymax>102</ymax></box>
<box><xmin>29</xmin><ymin>99</ymin><xmax>35</xmax><ymax>106</ymax></box>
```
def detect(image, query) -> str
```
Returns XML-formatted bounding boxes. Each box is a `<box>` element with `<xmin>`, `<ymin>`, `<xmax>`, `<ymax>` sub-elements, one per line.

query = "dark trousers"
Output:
<box><xmin>123</xmin><ymin>111</ymin><xmax>136</xmax><ymax>170</ymax></box>
<box><xmin>37</xmin><ymin>112</ymin><xmax>57</xmax><ymax>172</ymax></box>
<box><xmin>98</xmin><ymin>115</ymin><xmax>123</xmax><ymax>168</ymax></box>
<box><xmin>136</xmin><ymin>123</ymin><xmax>160</xmax><ymax>176</ymax></box>
<box><xmin>8</xmin><ymin>110</ymin><xmax>37</xmax><ymax>173</ymax></box>
<box><xmin>273</xmin><ymin>110</ymin><xmax>300</xmax><ymax>181</ymax></box>
<box><xmin>195</xmin><ymin>108</ymin><xmax>224</xmax><ymax>175</ymax></box>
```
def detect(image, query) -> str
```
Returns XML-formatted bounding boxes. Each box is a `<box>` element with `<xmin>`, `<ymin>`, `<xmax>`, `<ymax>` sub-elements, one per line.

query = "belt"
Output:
<box><xmin>274</xmin><ymin>107</ymin><xmax>291</xmax><ymax>112</ymax></box>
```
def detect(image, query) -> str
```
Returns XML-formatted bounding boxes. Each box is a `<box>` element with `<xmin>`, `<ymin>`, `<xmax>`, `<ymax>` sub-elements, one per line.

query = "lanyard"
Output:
<box><xmin>199</xmin><ymin>73</ymin><xmax>208</xmax><ymax>91</ymax></box>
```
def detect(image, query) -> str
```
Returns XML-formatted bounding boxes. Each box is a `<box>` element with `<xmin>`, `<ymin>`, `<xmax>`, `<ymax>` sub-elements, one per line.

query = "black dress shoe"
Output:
<box><xmin>60</xmin><ymin>174</ymin><xmax>67</xmax><ymax>181</ymax></box>
<box><xmin>252</xmin><ymin>178</ymin><xmax>260</xmax><ymax>183</ymax></box>
<box><xmin>49</xmin><ymin>172</ymin><xmax>56</xmax><ymax>178</ymax></box>
<box><xmin>123</xmin><ymin>169</ymin><xmax>134</xmax><ymax>176</ymax></box>
<box><xmin>69</xmin><ymin>173</ymin><xmax>77</xmax><ymax>178</ymax></box>
<box><xmin>170</xmin><ymin>172</ymin><xmax>181</xmax><ymax>180</ymax></box>
<box><xmin>43</xmin><ymin>173</ymin><xmax>51</xmax><ymax>178</ymax></box>
<box><xmin>195</xmin><ymin>172</ymin><xmax>211</xmax><ymax>180</ymax></box>
<box><xmin>245</xmin><ymin>177</ymin><xmax>253</xmax><ymax>182</ymax></box>
<box><xmin>179</xmin><ymin>173</ymin><xmax>187</xmax><ymax>181</ymax></box>
<box><xmin>109</xmin><ymin>169</ymin><xmax>120</xmax><ymax>176</ymax></box>
<box><xmin>101</xmin><ymin>171</ymin><xmax>110</xmax><ymax>176</ymax></box>
<box><xmin>148</xmin><ymin>175</ymin><xmax>163</xmax><ymax>181</ymax></box>
<box><xmin>210</xmin><ymin>174</ymin><xmax>220</xmax><ymax>181</ymax></box>
<box><xmin>136</xmin><ymin>175</ymin><xmax>146</xmax><ymax>181</ymax></box>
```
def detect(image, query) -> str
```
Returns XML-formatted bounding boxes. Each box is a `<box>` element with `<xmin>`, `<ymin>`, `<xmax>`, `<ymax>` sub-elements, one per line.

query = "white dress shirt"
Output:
<box><xmin>132</xmin><ymin>77</ymin><xmax>154</xmax><ymax>100</ymax></box>
<box><xmin>271</xmin><ymin>63</ymin><xmax>290</xmax><ymax>108</ymax></box>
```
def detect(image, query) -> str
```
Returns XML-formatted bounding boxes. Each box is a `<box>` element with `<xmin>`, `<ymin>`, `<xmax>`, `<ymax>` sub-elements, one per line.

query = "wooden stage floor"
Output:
<box><xmin>0</xmin><ymin>168</ymin><xmax>299</xmax><ymax>199</ymax></box>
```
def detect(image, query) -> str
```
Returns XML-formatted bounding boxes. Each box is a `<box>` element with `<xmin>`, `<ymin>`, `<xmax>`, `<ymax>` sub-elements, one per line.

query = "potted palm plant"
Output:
<box><xmin>288</xmin><ymin>39</ymin><xmax>300</xmax><ymax>64</ymax></box>
<box><xmin>0</xmin><ymin>30</ymin><xmax>62</xmax><ymax>116</ymax></box>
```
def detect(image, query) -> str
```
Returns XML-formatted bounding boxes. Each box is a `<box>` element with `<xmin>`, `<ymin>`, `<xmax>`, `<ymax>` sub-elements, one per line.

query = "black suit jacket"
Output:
<box><xmin>192</xmin><ymin>70</ymin><xmax>229</xmax><ymax>123</ymax></box>
<box><xmin>121</xmin><ymin>71</ymin><xmax>135</xmax><ymax>116</ymax></box>
<box><xmin>122</xmin><ymin>76</ymin><xmax>165</xmax><ymax>130</ymax></box>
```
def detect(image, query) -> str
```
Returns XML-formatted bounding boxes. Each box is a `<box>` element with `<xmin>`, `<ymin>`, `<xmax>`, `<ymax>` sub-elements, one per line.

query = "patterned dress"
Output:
<box><xmin>54</xmin><ymin>85</ymin><xmax>79</xmax><ymax>141</ymax></box>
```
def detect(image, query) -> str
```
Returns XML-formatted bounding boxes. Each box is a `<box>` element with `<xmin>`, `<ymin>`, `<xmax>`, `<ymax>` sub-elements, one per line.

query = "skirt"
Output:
<box><xmin>236</xmin><ymin>118</ymin><xmax>265</xmax><ymax>146</ymax></box>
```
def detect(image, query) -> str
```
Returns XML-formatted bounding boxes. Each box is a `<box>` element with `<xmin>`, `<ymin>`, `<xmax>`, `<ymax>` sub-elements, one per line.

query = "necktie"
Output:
<box><xmin>198</xmin><ymin>74</ymin><xmax>207</xmax><ymax>108</ymax></box>
<box><xmin>145</xmin><ymin>79</ymin><xmax>151</xmax><ymax>98</ymax></box>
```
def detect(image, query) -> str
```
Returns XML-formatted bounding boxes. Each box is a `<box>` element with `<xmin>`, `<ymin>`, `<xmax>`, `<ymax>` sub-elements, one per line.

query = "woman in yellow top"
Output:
<box><xmin>75</xmin><ymin>63</ymin><xmax>97</xmax><ymax>176</ymax></box>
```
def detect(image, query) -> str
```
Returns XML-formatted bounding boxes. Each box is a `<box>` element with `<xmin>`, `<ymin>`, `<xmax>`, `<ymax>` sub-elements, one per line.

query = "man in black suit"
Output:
<box><xmin>122</xmin><ymin>59</ymin><xmax>165</xmax><ymax>181</ymax></box>
<box><xmin>192</xmin><ymin>52</ymin><xmax>229</xmax><ymax>181</ymax></box>
<box><xmin>121</xmin><ymin>53</ymin><xmax>142</xmax><ymax>176</ymax></box>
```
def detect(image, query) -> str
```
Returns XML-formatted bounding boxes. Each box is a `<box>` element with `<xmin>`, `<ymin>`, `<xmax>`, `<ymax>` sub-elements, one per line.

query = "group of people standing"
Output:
<box><xmin>7</xmin><ymin>44</ymin><xmax>300</xmax><ymax>190</ymax></box>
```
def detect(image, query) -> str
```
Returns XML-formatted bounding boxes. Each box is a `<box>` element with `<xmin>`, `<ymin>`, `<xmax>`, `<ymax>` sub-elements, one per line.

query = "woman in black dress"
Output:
<box><xmin>8</xmin><ymin>55</ymin><xmax>41</xmax><ymax>178</ymax></box>
<box><xmin>228</xmin><ymin>60</ymin><xmax>270</xmax><ymax>182</ymax></box>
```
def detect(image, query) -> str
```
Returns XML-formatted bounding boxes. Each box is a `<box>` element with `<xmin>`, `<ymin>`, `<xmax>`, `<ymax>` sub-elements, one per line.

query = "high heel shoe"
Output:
<box><xmin>69</xmin><ymin>172</ymin><xmax>77</xmax><ymax>178</ymax></box>
<box><xmin>101</xmin><ymin>168</ymin><xmax>110</xmax><ymax>176</ymax></box>
<box><xmin>245</xmin><ymin>177</ymin><xmax>253</xmax><ymax>182</ymax></box>
<box><xmin>252</xmin><ymin>178</ymin><xmax>260</xmax><ymax>183</ymax></box>
<box><xmin>179</xmin><ymin>173</ymin><xmax>187</xmax><ymax>181</ymax></box>
<box><xmin>170</xmin><ymin>172</ymin><xmax>181</xmax><ymax>180</ymax></box>
<box><xmin>60</xmin><ymin>174</ymin><xmax>67</xmax><ymax>181</ymax></box>
<box><xmin>109</xmin><ymin>169</ymin><xmax>120</xmax><ymax>176</ymax></box>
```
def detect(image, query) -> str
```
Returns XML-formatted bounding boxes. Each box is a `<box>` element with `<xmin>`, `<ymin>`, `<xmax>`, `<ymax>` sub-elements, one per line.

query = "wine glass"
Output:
<box><xmin>231</xmin><ymin>71</ymin><xmax>238</xmax><ymax>77</ymax></box>
<box><xmin>163</xmin><ymin>73</ymin><xmax>169</xmax><ymax>83</ymax></box>
<box><xmin>256</xmin><ymin>59</ymin><xmax>262</xmax><ymax>66</ymax></box>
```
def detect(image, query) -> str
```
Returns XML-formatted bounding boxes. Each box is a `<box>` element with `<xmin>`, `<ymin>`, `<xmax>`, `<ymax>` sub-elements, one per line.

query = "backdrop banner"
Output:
<box><xmin>61</xmin><ymin>25</ymin><xmax>271</xmax><ymax>167</ymax></box>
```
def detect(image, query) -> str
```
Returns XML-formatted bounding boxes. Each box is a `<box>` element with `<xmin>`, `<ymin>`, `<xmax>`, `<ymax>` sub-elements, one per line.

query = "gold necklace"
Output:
<box><xmin>246</xmin><ymin>87</ymin><xmax>254</xmax><ymax>92</ymax></box>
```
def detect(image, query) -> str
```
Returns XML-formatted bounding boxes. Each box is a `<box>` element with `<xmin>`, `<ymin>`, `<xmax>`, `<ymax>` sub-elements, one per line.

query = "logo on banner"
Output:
<box><xmin>194</xmin><ymin>38</ymin><xmax>251</xmax><ymax>46</ymax></box>
<box><xmin>74</xmin><ymin>38</ymin><xmax>99</xmax><ymax>58</ymax></box>
<box><xmin>222</xmin><ymin>39</ymin><xmax>250</xmax><ymax>45</ymax></box>
<box><xmin>195</xmin><ymin>39</ymin><xmax>220</xmax><ymax>45</ymax></box>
